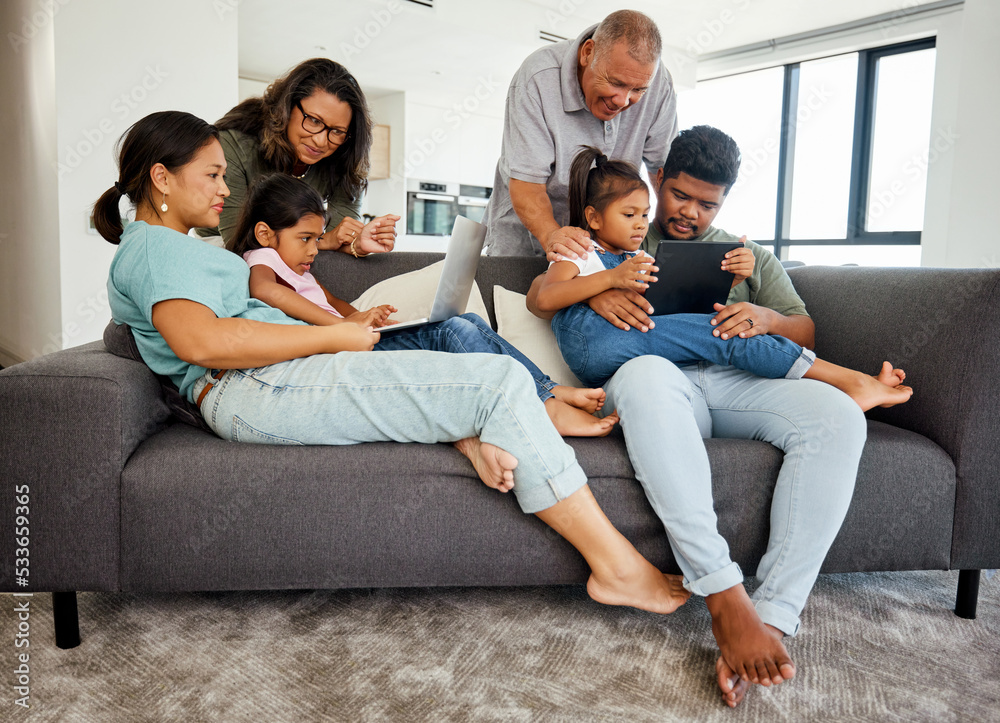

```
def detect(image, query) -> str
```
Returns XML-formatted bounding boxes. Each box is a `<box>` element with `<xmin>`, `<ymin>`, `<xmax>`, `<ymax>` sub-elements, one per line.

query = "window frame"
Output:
<box><xmin>763</xmin><ymin>38</ymin><xmax>936</xmax><ymax>258</ymax></box>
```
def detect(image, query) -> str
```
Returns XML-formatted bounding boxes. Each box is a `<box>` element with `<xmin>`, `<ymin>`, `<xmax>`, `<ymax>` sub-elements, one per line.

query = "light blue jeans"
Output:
<box><xmin>552</xmin><ymin>304</ymin><xmax>816</xmax><ymax>388</ymax></box>
<box><xmin>375</xmin><ymin>313</ymin><xmax>559</xmax><ymax>401</ymax></box>
<box><xmin>193</xmin><ymin>350</ymin><xmax>586</xmax><ymax>514</ymax></box>
<box><xmin>602</xmin><ymin>356</ymin><xmax>867</xmax><ymax>636</ymax></box>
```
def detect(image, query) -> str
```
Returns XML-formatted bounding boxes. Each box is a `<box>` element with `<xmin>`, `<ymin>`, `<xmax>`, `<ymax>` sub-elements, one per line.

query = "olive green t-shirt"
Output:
<box><xmin>641</xmin><ymin>221</ymin><xmax>809</xmax><ymax>318</ymax></box>
<box><xmin>197</xmin><ymin>129</ymin><xmax>362</xmax><ymax>244</ymax></box>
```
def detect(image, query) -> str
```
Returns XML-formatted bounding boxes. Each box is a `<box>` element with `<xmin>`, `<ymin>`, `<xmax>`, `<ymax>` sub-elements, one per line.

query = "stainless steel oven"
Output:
<box><xmin>406</xmin><ymin>180</ymin><xmax>491</xmax><ymax>235</ymax></box>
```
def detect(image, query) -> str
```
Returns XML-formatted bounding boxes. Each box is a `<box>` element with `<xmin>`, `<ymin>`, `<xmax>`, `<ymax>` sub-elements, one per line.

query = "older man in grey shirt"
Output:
<box><xmin>483</xmin><ymin>10</ymin><xmax>678</xmax><ymax>259</ymax></box>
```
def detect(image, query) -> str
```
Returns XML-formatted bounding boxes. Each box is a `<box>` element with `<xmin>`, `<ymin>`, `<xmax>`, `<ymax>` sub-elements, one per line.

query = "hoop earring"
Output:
<box><xmin>160</xmin><ymin>193</ymin><xmax>168</xmax><ymax>213</ymax></box>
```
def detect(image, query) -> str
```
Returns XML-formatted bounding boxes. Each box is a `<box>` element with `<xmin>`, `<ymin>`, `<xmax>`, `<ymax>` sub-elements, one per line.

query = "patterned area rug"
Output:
<box><xmin>2</xmin><ymin>571</ymin><xmax>998</xmax><ymax>721</ymax></box>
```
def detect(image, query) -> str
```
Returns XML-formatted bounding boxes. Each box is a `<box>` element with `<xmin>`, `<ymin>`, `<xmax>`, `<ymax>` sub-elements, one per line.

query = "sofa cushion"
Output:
<box><xmin>493</xmin><ymin>285</ymin><xmax>583</xmax><ymax>388</ymax></box>
<box><xmin>349</xmin><ymin>259</ymin><xmax>489</xmax><ymax>323</ymax></box>
<box><xmin>118</xmin><ymin>416</ymin><xmax>954</xmax><ymax>592</ymax></box>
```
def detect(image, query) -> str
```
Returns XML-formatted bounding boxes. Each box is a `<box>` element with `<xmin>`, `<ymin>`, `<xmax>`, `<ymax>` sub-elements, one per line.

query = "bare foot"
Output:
<box><xmin>454</xmin><ymin>437</ymin><xmax>517</xmax><ymax>493</ymax></box>
<box><xmin>545</xmin><ymin>398</ymin><xmax>619</xmax><ymax>437</ymax></box>
<box><xmin>587</xmin><ymin>569</ymin><xmax>691</xmax><ymax>615</ymax></box>
<box><xmin>875</xmin><ymin>360</ymin><xmax>906</xmax><ymax>387</ymax></box>
<box><xmin>806</xmin><ymin>359</ymin><xmax>913</xmax><ymax>411</ymax></box>
<box><xmin>552</xmin><ymin>385</ymin><xmax>606</xmax><ymax>414</ymax></box>
<box><xmin>715</xmin><ymin>622</ymin><xmax>786</xmax><ymax>708</ymax></box>
<box><xmin>706</xmin><ymin>585</ymin><xmax>795</xmax><ymax>696</ymax></box>
<box><xmin>716</xmin><ymin>656</ymin><xmax>751</xmax><ymax>708</ymax></box>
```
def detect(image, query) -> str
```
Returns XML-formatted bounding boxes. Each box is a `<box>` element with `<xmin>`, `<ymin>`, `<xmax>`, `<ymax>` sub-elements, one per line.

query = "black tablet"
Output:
<box><xmin>643</xmin><ymin>240</ymin><xmax>742</xmax><ymax>315</ymax></box>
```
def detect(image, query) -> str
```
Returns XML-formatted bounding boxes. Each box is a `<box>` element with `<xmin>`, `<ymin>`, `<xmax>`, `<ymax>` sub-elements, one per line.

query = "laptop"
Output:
<box><xmin>642</xmin><ymin>240</ymin><xmax>743</xmax><ymax>315</ymax></box>
<box><xmin>376</xmin><ymin>215</ymin><xmax>488</xmax><ymax>334</ymax></box>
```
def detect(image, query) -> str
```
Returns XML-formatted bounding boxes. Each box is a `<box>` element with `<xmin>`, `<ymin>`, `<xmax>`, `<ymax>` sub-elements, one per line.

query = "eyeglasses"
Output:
<box><xmin>295</xmin><ymin>102</ymin><xmax>349</xmax><ymax>143</ymax></box>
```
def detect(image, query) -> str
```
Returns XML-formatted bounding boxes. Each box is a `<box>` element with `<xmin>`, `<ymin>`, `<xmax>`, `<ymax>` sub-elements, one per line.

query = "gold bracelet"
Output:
<box><xmin>350</xmin><ymin>238</ymin><xmax>369</xmax><ymax>258</ymax></box>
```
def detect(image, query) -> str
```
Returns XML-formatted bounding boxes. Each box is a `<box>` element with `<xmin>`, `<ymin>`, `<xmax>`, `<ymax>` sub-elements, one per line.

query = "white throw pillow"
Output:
<box><xmin>351</xmin><ymin>260</ymin><xmax>489</xmax><ymax>323</ymax></box>
<box><xmin>493</xmin><ymin>285</ymin><xmax>584</xmax><ymax>388</ymax></box>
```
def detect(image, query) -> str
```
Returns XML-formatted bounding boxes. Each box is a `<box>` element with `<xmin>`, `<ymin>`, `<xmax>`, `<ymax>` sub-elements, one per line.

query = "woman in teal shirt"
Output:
<box><xmin>204</xmin><ymin>58</ymin><xmax>398</xmax><ymax>256</ymax></box>
<box><xmin>96</xmin><ymin>109</ymin><xmax>691</xmax><ymax>620</ymax></box>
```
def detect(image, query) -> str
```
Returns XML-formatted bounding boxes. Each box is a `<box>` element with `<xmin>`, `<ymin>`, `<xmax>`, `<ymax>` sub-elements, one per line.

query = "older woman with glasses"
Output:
<box><xmin>199</xmin><ymin>58</ymin><xmax>398</xmax><ymax>256</ymax></box>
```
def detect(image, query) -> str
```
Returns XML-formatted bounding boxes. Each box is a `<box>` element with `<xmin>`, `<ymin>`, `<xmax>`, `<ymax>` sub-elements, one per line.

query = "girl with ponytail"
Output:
<box><xmin>534</xmin><ymin>146</ymin><xmax>913</xmax><ymax>411</ymax></box>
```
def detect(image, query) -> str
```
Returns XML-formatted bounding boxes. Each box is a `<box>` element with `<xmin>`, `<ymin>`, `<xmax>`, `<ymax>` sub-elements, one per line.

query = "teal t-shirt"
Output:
<box><xmin>641</xmin><ymin>222</ymin><xmax>809</xmax><ymax>318</ymax></box>
<box><xmin>108</xmin><ymin>221</ymin><xmax>305</xmax><ymax>402</ymax></box>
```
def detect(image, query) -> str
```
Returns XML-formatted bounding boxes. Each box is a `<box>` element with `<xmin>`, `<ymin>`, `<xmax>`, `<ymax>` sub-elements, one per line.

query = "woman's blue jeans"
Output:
<box><xmin>552</xmin><ymin>304</ymin><xmax>815</xmax><ymax>388</ymax></box>
<box><xmin>376</xmin><ymin>313</ymin><xmax>560</xmax><ymax>401</ymax></box>
<box><xmin>193</xmin><ymin>350</ymin><xmax>585</xmax><ymax>514</ymax></box>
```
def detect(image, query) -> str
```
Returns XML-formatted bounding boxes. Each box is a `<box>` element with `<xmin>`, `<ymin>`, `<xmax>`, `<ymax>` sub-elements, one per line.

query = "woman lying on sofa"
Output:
<box><xmin>92</xmin><ymin>109</ymin><xmax>691</xmax><ymax>618</ymax></box>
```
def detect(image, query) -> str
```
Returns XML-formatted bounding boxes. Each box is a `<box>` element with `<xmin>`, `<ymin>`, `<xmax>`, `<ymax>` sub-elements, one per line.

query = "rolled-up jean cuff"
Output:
<box><xmin>513</xmin><ymin>462</ymin><xmax>588</xmax><ymax>514</ymax></box>
<box><xmin>684</xmin><ymin>561</ymin><xmax>744</xmax><ymax>597</ymax></box>
<box><xmin>785</xmin><ymin>348</ymin><xmax>817</xmax><ymax>380</ymax></box>
<box><xmin>754</xmin><ymin>599</ymin><xmax>801</xmax><ymax>637</ymax></box>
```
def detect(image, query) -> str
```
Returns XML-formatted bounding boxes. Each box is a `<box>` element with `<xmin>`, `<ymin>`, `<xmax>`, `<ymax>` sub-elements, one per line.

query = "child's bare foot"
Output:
<box><xmin>587</xmin><ymin>567</ymin><xmax>691</xmax><ymax>615</ymax></box>
<box><xmin>706</xmin><ymin>584</ymin><xmax>795</xmax><ymax>703</ymax></box>
<box><xmin>552</xmin><ymin>385</ymin><xmax>605</xmax><ymax>413</ymax></box>
<box><xmin>875</xmin><ymin>360</ymin><xmax>906</xmax><ymax>387</ymax></box>
<box><xmin>454</xmin><ymin>437</ymin><xmax>517</xmax><ymax>493</ymax></box>
<box><xmin>805</xmin><ymin>359</ymin><xmax>913</xmax><ymax>411</ymax></box>
<box><xmin>545</xmin><ymin>398</ymin><xmax>618</xmax><ymax>437</ymax></box>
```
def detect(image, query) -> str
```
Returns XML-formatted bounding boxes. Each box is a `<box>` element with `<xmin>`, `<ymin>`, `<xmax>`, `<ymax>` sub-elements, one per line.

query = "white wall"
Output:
<box><xmin>921</xmin><ymin>0</ymin><xmax>1000</xmax><ymax>269</ymax></box>
<box><xmin>363</xmin><ymin>91</ymin><xmax>407</xmax><ymax>223</ymax></box>
<box><xmin>0</xmin><ymin>0</ymin><xmax>61</xmax><ymax>366</ymax></box>
<box><xmin>52</xmin><ymin>0</ymin><xmax>238</xmax><ymax>359</ymax></box>
<box><xmin>0</xmin><ymin>0</ymin><xmax>238</xmax><ymax>364</ymax></box>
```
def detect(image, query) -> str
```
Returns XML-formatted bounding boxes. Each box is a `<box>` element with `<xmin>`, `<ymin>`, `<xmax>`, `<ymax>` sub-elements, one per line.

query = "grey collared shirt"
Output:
<box><xmin>483</xmin><ymin>24</ymin><xmax>678</xmax><ymax>257</ymax></box>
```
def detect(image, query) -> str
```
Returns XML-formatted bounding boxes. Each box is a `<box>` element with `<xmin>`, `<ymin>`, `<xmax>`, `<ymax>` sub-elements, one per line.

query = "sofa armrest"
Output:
<box><xmin>0</xmin><ymin>341</ymin><xmax>170</xmax><ymax>591</ymax></box>
<box><xmin>789</xmin><ymin>266</ymin><xmax>1000</xmax><ymax>568</ymax></box>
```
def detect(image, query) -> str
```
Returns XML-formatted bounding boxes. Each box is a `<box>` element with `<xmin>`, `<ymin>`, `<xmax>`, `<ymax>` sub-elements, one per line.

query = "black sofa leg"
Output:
<box><xmin>955</xmin><ymin>569</ymin><xmax>981</xmax><ymax>620</ymax></box>
<box><xmin>53</xmin><ymin>592</ymin><xmax>81</xmax><ymax>649</ymax></box>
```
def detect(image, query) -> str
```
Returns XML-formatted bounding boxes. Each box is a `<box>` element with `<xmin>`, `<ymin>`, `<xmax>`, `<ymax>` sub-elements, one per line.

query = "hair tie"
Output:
<box><xmin>595</xmin><ymin>154</ymin><xmax>608</xmax><ymax>168</ymax></box>
<box><xmin>114</xmin><ymin>180</ymin><xmax>127</xmax><ymax>195</ymax></box>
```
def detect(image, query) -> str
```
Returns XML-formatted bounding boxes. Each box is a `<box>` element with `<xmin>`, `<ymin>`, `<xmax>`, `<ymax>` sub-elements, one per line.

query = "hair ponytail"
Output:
<box><xmin>568</xmin><ymin>146</ymin><xmax>648</xmax><ymax>234</ymax></box>
<box><xmin>91</xmin><ymin>111</ymin><xmax>219</xmax><ymax>245</ymax></box>
<box><xmin>92</xmin><ymin>184</ymin><xmax>126</xmax><ymax>245</ymax></box>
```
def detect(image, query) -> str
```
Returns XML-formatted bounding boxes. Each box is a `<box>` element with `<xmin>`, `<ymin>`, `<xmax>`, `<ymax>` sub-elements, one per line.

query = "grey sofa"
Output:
<box><xmin>2</xmin><ymin>252</ymin><xmax>998</xmax><ymax>649</ymax></box>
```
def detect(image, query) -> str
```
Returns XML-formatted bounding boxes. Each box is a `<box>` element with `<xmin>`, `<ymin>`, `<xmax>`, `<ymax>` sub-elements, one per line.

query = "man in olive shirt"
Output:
<box><xmin>528</xmin><ymin>126</ymin><xmax>866</xmax><ymax>707</ymax></box>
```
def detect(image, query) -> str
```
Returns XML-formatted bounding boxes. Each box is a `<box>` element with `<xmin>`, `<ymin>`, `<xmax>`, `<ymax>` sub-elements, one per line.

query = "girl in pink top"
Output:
<box><xmin>227</xmin><ymin>174</ymin><xmax>618</xmax><ymax>438</ymax></box>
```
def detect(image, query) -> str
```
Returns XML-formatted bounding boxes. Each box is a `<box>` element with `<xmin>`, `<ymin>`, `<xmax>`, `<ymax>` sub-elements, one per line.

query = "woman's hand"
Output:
<box><xmin>609</xmin><ymin>254</ymin><xmax>658</xmax><ymax>292</ymax></box>
<box><xmin>346</xmin><ymin>304</ymin><xmax>397</xmax><ymax>328</ymax></box>
<box><xmin>324</xmin><ymin>321</ymin><xmax>380</xmax><ymax>352</ymax></box>
<box><xmin>318</xmin><ymin>217</ymin><xmax>364</xmax><ymax>251</ymax></box>
<box><xmin>721</xmin><ymin>236</ymin><xmax>753</xmax><ymax>288</ymax></box>
<box><xmin>355</xmin><ymin>214</ymin><xmax>400</xmax><ymax>255</ymax></box>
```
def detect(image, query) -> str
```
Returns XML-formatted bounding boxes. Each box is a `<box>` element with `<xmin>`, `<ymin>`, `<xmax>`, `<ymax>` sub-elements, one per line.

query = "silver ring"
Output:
<box><xmin>747</xmin><ymin>318</ymin><xmax>754</xmax><ymax>328</ymax></box>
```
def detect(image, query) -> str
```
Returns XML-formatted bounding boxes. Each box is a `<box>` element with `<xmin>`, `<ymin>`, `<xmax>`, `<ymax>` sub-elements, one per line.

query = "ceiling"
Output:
<box><xmin>237</xmin><ymin>0</ymin><xmax>943</xmax><ymax>113</ymax></box>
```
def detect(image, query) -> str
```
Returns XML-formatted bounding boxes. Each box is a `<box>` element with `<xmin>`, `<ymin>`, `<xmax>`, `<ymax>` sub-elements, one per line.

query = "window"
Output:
<box><xmin>678</xmin><ymin>39</ymin><xmax>936</xmax><ymax>266</ymax></box>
